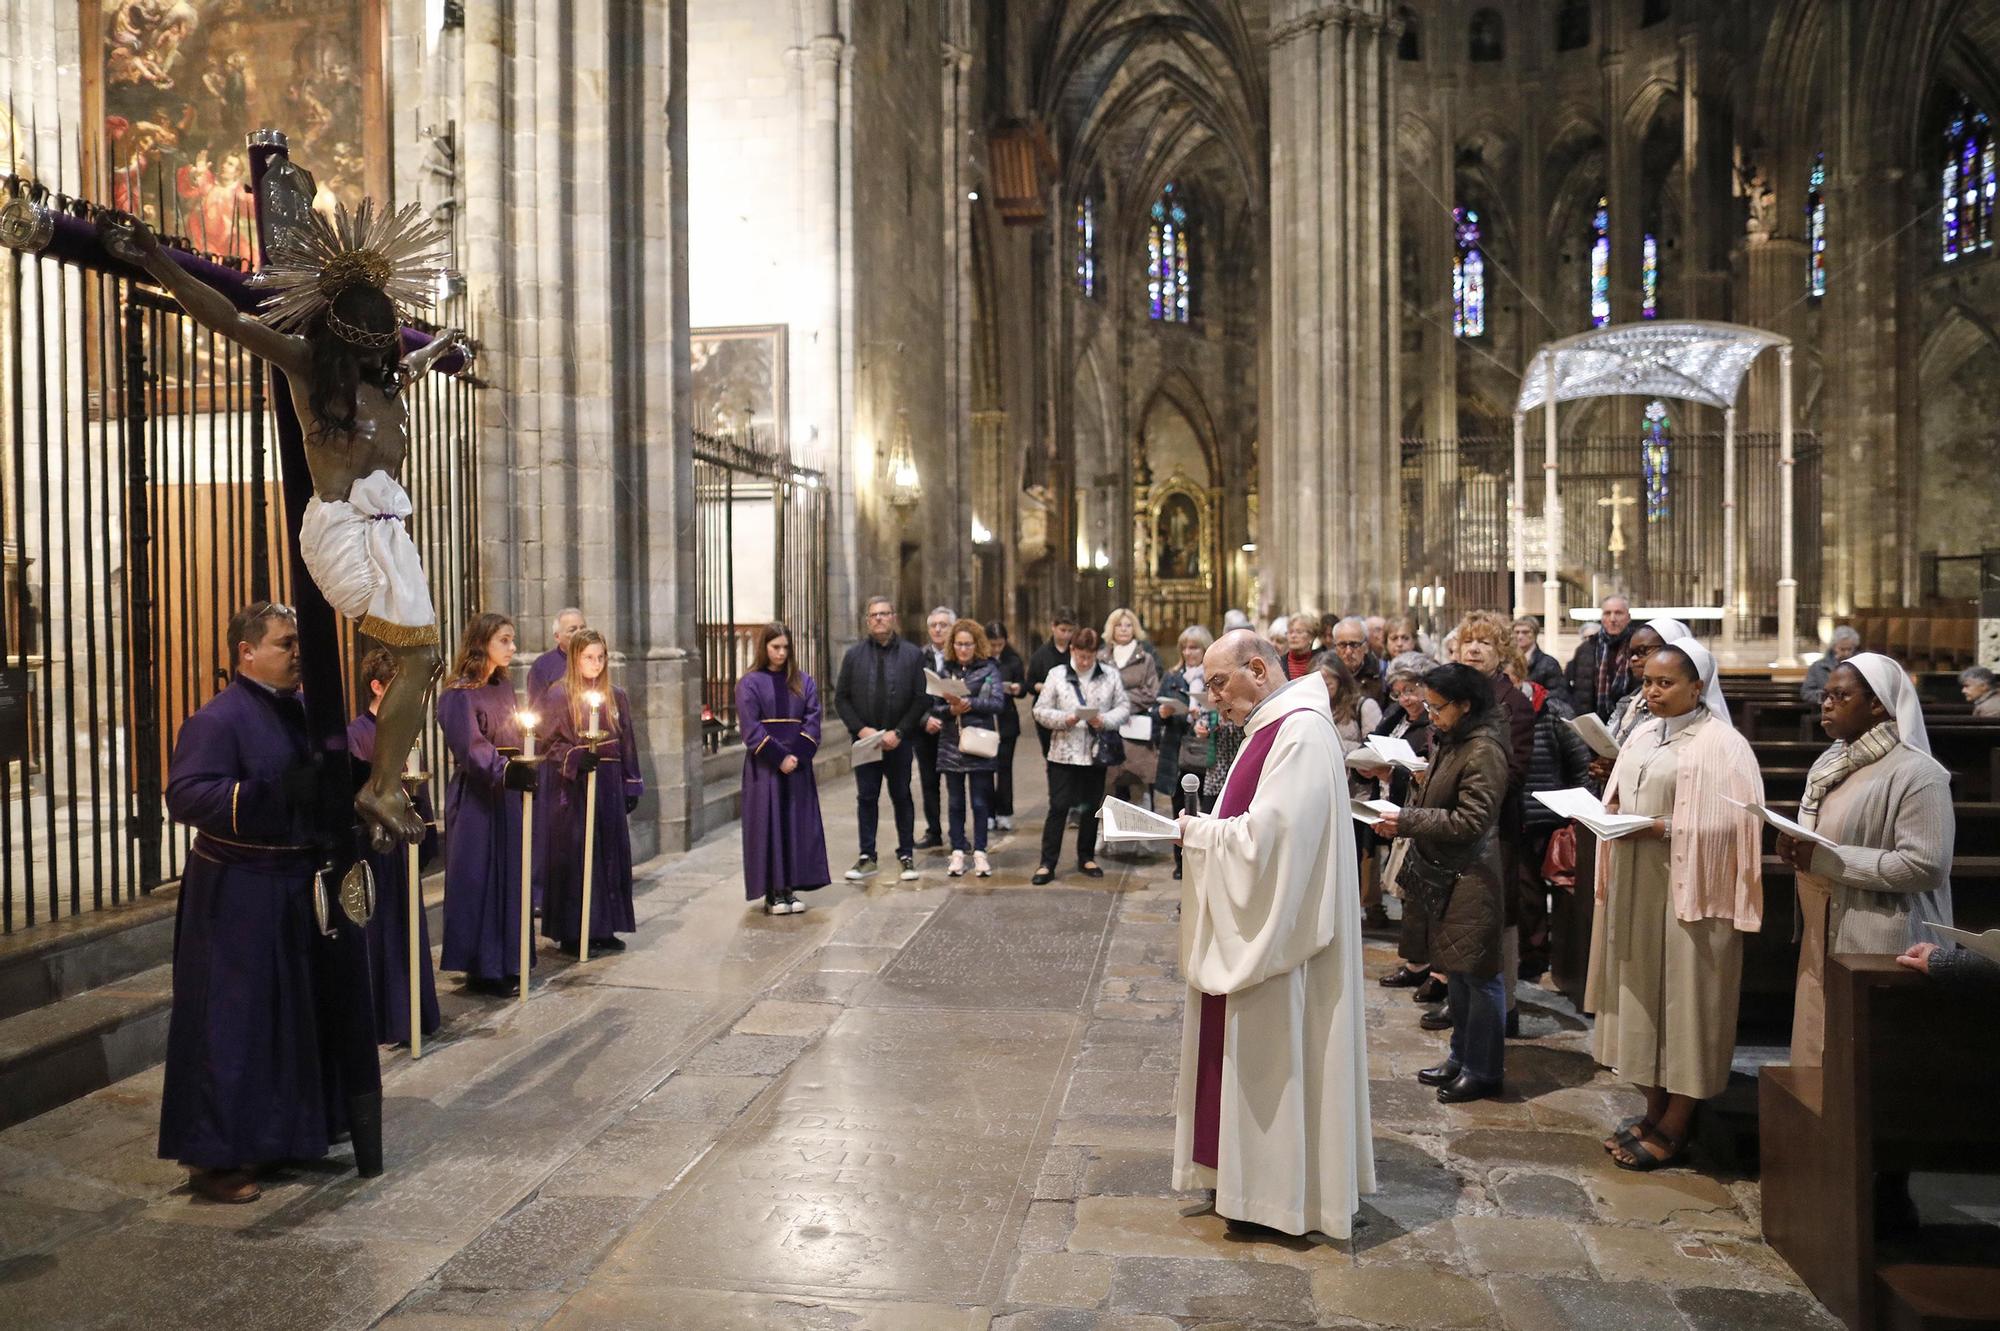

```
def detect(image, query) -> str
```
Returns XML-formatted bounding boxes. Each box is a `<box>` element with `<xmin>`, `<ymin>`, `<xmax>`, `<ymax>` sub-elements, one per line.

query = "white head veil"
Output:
<box><xmin>1844</xmin><ymin>652</ymin><xmax>1929</xmax><ymax>754</ymax></box>
<box><xmin>1644</xmin><ymin>616</ymin><xmax>1693</xmax><ymax>646</ymax></box>
<box><xmin>1664</xmin><ymin>636</ymin><xmax>1732</xmax><ymax>728</ymax></box>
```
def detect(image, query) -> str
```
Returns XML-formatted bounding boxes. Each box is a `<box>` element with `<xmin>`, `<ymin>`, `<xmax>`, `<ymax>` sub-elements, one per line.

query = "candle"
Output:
<box><xmin>517</xmin><ymin>710</ymin><xmax>539</xmax><ymax>760</ymax></box>
<box><xmin>403</xmin><ymin>744</ymin><xmax>422</xmax><ymax>780</ymax></box>
<box><xmin>584</xmin><ymin>690</ymin><xmax>605</xmax><ymax>736</ymax></box>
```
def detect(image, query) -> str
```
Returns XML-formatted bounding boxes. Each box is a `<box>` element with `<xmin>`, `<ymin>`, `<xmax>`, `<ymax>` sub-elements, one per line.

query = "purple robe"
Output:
<box><xmin>439</xmin><ymin>679</ymin><xmax>531</xmax><ymax>980</ymax></box>
<box><xmin>737</xmin><ymin>668</ymin><xmax>831</xmax><ymax>900</ymax></box>
<box><xmin>524</xmin><ymin>649</ymin><xmax>568</xmax><ymax>904</ymax></box>
<box><xmin>526</xmin><ymin>648</ymin><xmax>567</xmax><ymax>709</ymax></box>
<box><xmin>540</xmin><ymin>684</ymin><xmax>645</xmax><ymax>944</ymax></box>
<box><xmin>158</xmin><ymin>676</ymin><xmax>379</xmax><ymax>1169</ymax></box>
<box><xmin>349</xmin><ymin>710</ymin><xmax>442</xmax><ymax>1043</ymax></box>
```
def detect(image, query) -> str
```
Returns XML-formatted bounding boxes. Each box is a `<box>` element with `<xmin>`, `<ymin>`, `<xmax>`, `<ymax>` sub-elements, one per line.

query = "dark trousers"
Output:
<box><xmin>854</xmin><ymin>739</ymin><xmax>916</xmax><ymax>861</ymax></box>
<box><xmin>994</xmin><ymin>734</ymin><xmax>1018</xmax><ymax>816</ymax></box>
<box><xmin>1518</xmin><ymin>826</ymin><xmax>1554</xmax><ymax>969</ymax></box>
<box><xmin>1447</xmin><ymin>970</ymin><xmax>1506</xmax><ymax>1083</ymax></box>
<box><xmin>1034</xmin><ymin>722</ymin><xmax>1051</xmax><ymax>757</ymax></box>
<box><xmin>916</xmin><ymin>728</ymin><xmax>943</xmax><ymax>838</ymax></box>
<box><xmin>1040</xmin><ymin>763</ymin><xmax>1106</xmax><ymax>869</ymax></box>
<box><xmin>945</xmin><ymin>770</ymin><xmax>994</xmax><ymax>852</ymax></box>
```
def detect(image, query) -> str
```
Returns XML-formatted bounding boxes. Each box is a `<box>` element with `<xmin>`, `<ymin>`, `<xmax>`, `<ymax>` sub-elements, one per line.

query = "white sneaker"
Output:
<box><xmin>973</xmin><ymin>851</ymin><xmax>991</xmax><ymax>877</ymax></box>
<box><xmin>785</xmin><ymin>895</ymin><xmax>808</xmax><ymax>915</ymax></box>
<box><xmin>899</xmin><ymin>856</ymin><xmax>919</xmax><ymax>881</ymax></box>
<box><xmin>947</xmin><ymin>851</ymin><xmax>966</xmax><ymax>878</ymax></box>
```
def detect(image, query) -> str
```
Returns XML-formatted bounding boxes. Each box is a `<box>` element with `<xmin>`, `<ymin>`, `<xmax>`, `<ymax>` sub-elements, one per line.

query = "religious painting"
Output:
<box><xmin>1152</xmin><ymin>491</ymin><xmax>1203</xmax><ymax>581</ymax></box>
<box><xmin>87</xmin><ymin>0</ymin><xmax>388</xmax><ymax>262</ymax></box>
<box><xmin>691</xmin><ymin>325</ymin><xmax>790</xmax><ymax>447</ymax></box>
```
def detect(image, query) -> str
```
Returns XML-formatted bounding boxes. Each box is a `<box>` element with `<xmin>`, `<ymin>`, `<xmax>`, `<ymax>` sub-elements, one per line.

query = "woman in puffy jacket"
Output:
<box><xmin>929</xmin><ymin>618</ymin><xmax>1005</xmax><ymax>879</ymax></box>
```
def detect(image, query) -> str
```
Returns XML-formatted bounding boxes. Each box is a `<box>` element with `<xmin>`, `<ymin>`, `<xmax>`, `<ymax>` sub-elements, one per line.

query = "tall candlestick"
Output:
<box><xmin>515</xmin><ymin>710</ymin><xmax>538</xmax><ymax>1004</ymax></box>
<box><xmin>408</xmin><ymin>836</ymin><xmax>423</xmax><ymax>1057</ymax></box>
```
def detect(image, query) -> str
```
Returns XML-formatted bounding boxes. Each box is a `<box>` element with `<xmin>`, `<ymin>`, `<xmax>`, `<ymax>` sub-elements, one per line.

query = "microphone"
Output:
<box><xmin>1181</xmin><ymin>771</ymin><xmax>1201</xmax><ymax>819</ymax></box>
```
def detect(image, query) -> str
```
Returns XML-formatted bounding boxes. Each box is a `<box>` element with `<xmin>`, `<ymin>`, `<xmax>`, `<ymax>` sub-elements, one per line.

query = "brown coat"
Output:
<box><xmin>1396</xmin><ymin>706</ymin><xmax>1510</xmax><ymax>977</ymax></box>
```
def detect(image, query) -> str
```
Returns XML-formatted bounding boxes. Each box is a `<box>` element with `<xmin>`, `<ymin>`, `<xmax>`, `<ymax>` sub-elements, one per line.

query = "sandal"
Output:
<box><xmin>1611</xmin><ymin>1130</ymin><xmax>1687</xmax><ymax>1172</ymax></box>
<box><xmin>1603</xmin><ymin>1116</ymin><xmax>1653</xmax><ymax>1154</ymax></box>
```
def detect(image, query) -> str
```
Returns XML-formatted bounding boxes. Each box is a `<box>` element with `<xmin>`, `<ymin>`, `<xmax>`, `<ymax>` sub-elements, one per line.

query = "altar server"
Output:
<box><xmin>1172</xmin><ymin>629</ymin><xmax>1374</xmax><ymax>1239</ymax></box>
<box><xmin>538</xmin><ymin>629</ymin><xmax>645</xmax><ymax>952</ymax></box>
<box><xmin>350</xmin><ymin>648</ymin><xmax>441</xmax><ymax>1044</ymax></box>
<box><xmin>439</xmin><ymin>613</ymin><xmax>531</xmax><ymax>994</ymax></box>
<box><xmin>738</xmin><ymin>622</ymin><xmax>831</xmax><ymax>914</ymax></box>
<box><xmin>526</xmin><ymin>607</ymin><xmax>585</xmax><ymax>708</ymax></box>
<box><xmin>1588</xmin><ymin>639</ymin><xmax>1762</xmax><ymax>1171</ymax></box>
<box><xmin>158</xmin><ymin>601</ymin><xmax>382</xmax><ymax>1203</ymax></box>
<box><xmin>1779</xmin><ymin>652</ymin><xmax>1954</xmax><ymax>1066</ymax></box>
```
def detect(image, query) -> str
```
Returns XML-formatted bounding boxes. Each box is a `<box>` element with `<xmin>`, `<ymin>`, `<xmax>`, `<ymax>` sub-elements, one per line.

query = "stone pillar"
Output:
<box><xmin>1417</xmin><ymin>77</ymin><xmax>1457</xmax><ymax>590</ymax></box>
<box><xmin>797</xmin><ymin>18</ymin><xmax>854</xmax><ymax>637</ymax></box>
<box><xmin>941</xmin><ymin>32</ymin><xmax>974</xmax><ymax>613</ymax></box>
<box><xmin>1265</xmin><ymin>0</ymin><xmax>1400</xmax><ymax>614</ymax></box>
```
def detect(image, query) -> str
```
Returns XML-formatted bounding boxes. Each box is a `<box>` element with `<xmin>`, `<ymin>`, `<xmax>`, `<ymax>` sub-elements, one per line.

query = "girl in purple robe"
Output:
<box><xmin>350</xmin><ymin>648</ymin><xmax>442</xmax><ymax>1044</ymax></box>
<box><xmin>439</xmin><ymin>613</ymin><xmax>532</xmax><ymax>995</ymax></box>
<box><xmin>541</xmin><ymin>629</ymin><xmax>645</xmax><ymax>952</ymax></box>
<box><xmin>738</xmin><ymin>622</ymin><xmax>830</xmax><ymax>914</ymax></box>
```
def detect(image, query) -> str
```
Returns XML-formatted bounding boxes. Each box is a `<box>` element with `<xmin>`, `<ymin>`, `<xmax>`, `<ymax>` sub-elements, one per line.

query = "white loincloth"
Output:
<box><xmin>300</xmin><ymin>470</ymin><xmax>439</xmax><ymax>647</ymax></box>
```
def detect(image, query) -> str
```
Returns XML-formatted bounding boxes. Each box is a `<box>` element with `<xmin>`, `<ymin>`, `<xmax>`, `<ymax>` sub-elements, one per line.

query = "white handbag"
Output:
<box><xmin>957</xmin><ymin>723</ymin><xmax>1001</xmax><ymax>759</ymax></box>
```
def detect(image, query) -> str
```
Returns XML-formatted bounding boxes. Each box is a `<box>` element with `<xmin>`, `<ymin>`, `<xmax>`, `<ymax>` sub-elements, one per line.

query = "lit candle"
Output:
<box><xmin>403</xmin><ymin>744</ymin><xmax>422</xmax><ymax>780</ymax></box>
<box><xmin>584</xmin><ymin>690</ymin><xmax>604</xmax><ymax>736</ymax></box>
<box><xmin>517</xmin><ymin>710</ymin><xmax>539</xmax><ymax>760</ymax></box>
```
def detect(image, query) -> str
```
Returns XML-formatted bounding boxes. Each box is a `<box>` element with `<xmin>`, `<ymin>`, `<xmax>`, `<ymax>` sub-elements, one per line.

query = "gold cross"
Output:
<box><xmin>1598</xmin><ymin>482</ymin><xmax>1637</xmax><ymax>557</ymax></box>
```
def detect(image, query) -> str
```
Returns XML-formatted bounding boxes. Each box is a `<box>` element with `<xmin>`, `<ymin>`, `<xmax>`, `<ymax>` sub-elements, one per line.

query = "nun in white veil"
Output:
<box><xmin>1779</xmin><ymin>651</ymin><xmax>1955</xmax><ymax>1067</ymax></box>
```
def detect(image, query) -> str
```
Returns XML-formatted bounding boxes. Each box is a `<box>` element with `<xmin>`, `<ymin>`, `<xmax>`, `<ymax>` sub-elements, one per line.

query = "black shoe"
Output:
<box><xmin>592</xmin><ymin>935</ymin><xmax>627</xmax><ymax>952</ymax></box>
<box><xmin>763</xmin><ymin>892</ymin><xmax>782</xmax><ymax>915</ymax></box>
<box><xmin>845</xmin><ymin>855</ymin><xmax>879</xmax><ymax>881</ymax></box>
<box><xmin>914</xmin><ymin>833</ymin><xmax>944</xmax><ymax>852</ymax></box>
<box><xmin>1412</xmin><ymin>976</ymin><xmax>1447</xmax><ymax>1004</ymax></box>
<box><xmin>1437</xmin><ymin>1072</ymin><xmax>1502</xmax><ymax>1104</ymax></box>
<box><xmin>1505</xmin><ymin>1009</ymin><xmax>1521</xmax><ymax>1039</ymax></box>
<box><xmin>1077</xmin><ymin>863</ymin><xmax>1105</xmax><ymax>878</ymax></box>
<box><xmin>1417</xmin><ymin>1061</ymin><xmax>1462</xmax><ymax>1087</ymax></box>
<box><xmin>1172</xmin><ymin>865</ymin><xmax>1183</xmax><ymax>880</ymax></box>
<box><xmin>1031</xmin><ymin>866</ymin><xmax>1055</xmax><ymax>885</ymax></box>
<box><xmin>782</xmin><ymin>890</ymin><xmax>808</xmax><ymax>915</ymax></box>
<box><xmin>1380</xmin><ymin>967</ymin><xmax>1428</xmax><ymax>989</ymax></box>
<box><xmin>1419</xmin><ymin>1006</ymin><xmax>1454</xmax><ymax>1031</ymax></box>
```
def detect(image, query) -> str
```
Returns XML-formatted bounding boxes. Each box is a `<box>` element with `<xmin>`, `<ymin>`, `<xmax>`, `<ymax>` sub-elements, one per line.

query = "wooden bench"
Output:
<box><xmin>1761</xmin><ymin>955</ymin><xmax>2000</xmax><ymax>1330</ymax></box>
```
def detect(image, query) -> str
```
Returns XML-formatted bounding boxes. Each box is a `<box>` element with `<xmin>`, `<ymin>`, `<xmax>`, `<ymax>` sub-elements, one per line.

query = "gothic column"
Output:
<box><xmin>1417</xmin><ymin>78</ymin><xmax>1458</xmax><ymax>590</ymax></box>
<box><xmin>1264</xmin><ymin>0</ymin><xmax>1400</xmax><ymax>614</ymax></box>
<box><xmin>941</xmin><ymin>31</ymin><xmax>974</xmax><ymax>613</ymax></box>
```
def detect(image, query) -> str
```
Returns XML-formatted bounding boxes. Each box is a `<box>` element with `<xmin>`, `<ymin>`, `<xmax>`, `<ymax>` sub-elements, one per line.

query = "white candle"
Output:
<box><xmin>584</xmin><ymin>690</ymin><xmax>604</xmax><ymax>736</ymax></box>
<box><xmin>517</xmin><ymin>710</ymin><xmax>539</xmax><ymax>760</ymax></box>
<box><xmin>403</xmin><ymin>744</ymin><xmax>422</xmax><ymax>779</ymax></box>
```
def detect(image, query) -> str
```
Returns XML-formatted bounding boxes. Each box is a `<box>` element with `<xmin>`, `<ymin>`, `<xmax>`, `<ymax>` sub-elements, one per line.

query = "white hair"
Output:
<box><xmin>553</xmin><ymin>607</ymin><xmax>584</xmax><ymax>631</ymax></box>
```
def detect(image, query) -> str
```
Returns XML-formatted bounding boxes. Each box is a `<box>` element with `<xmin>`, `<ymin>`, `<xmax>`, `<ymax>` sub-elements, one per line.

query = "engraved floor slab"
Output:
<box><xmin>592</xmin><ymin>1005</ymin><xmax>1079</xmax><ymax>1303</ymax></box>
<box><xmin>858</xmin><ymin>888</ymin><xmax>1115</xmax><ymax>1012</ymax></box>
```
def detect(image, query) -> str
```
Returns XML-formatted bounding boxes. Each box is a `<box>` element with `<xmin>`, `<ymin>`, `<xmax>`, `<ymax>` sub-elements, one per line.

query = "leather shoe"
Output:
<box><xmin>1380</xmin><ymin>966</ymin><xmax>1428</xmax><ymax>988</ymax></box>
<box><xmin>1416</xmin><ymin>1061</ymin><xmax>1461</xmax><ymax>1087</ymax></box>
<box><xmin>1412</xmin><ymin>976</ymin><xmax>1447</xmax><ymax>1004</ymax></box>
<box><xmin>1419</xmin><ymin>1006</ymin><xmax>1454</xmax><ymax>1031</ymax></box>
<box><xmin>190</xmin><ymin>1168</ymin><xmax>261</xmax><ymax>1204</ymax></box>
<box><xmin>1437</xmin><ymin>1072</ymin><xmax>1502</xmax><ymax>1104</ymax></box>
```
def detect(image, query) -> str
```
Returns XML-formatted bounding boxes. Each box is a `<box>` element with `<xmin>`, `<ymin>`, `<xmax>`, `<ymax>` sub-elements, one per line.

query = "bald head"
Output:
<box><xmin>1203</xmin><ymin>629</ymin><xmax>1286</xmax><ymax>724</ymax></box>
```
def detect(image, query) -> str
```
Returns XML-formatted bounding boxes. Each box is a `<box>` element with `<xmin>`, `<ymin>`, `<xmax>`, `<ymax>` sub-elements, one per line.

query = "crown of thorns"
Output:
<box><xmin>248</xmin><ymin>198</ymin><xmax>446</xmax><ymax>348</ymax></box>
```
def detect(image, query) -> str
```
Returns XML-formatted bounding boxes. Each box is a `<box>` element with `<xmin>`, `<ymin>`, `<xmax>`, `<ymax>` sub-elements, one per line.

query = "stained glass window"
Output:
<box><xmin>1589</xmin><ymin>197</ymin><xmax>1611</xmax><ymax>327</ymax></box>
<box><xmin>1941</xmin><ymin>93</ymin><xmax>1996</xmax><ymax>263</ymax></box>
<box><xmin>1148</xmin><ymin>183</ymin><xmax>1191</xmax><ymax>323</ymax></box>
<box><xmin>1642</xmin><ymin>400</ymin><xmax>1672</xmax><ymax>522</ymax></box>
<box><xmin>1453</xmin><ymin>207</ymin><xmax>1486</xmax><ymax>338</ymax></box>
<box><xmin>1074</xmin><ymin>194</ymin><xmax>1098</xmax><ymax>297</ymax></box>
<box><xmin>1808</xmin><ymin>152</ymin><xmax>1827</xmax><ymax>297</ymax></box>
<box><xmin>1641</xmin><ymin>233</ymin><xmax>1659</xmax><ymax>319</ymax></box>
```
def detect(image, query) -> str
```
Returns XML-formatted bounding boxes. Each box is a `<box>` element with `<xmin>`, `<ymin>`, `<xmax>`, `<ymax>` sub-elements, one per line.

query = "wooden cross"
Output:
<box><xmin>1598</xmin><ymin>482</ymin><xmax>1638</xmax><ymax>561</ymax></box>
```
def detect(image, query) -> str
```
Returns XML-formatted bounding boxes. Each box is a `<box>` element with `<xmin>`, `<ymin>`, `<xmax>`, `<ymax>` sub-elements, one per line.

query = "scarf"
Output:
<box><xmin>1593</xmin><ymin>625</ymin><xmax>1634</xmax><ymax>715</ymax></box>
<box><xmin>1799</xmin><ymin>721</ymin><xmax>1900</xmax><ymax>830</ymax></box>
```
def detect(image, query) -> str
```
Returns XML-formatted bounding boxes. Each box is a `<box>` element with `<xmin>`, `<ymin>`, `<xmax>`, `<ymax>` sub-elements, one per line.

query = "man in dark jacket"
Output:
<box><xmin>1566</xmin><ymin>595</ymin><xmax>1634</xmax><ymax>721</ymax></box>
<box><xmin>1327</xmin><ymin>616</ymin><xmax>1387</xmax><ymax>708</ymax></box>
<box><xmin>1518</xmin><ymin>683</ymin><xmax>1593</xmax><ymax>979</ymax></box>
<box><xmin>1025</xmin><ymin>607</ymin><xmax>1078</xmax><ymax>759</ymax></box>
<box><xmin>1512</xmin><ymin>616</ymin><xmax>1571</xmax><ymax>709</ymax></box>
<box><xmin>833</xmin><ymin>597</ymin><xmax>928</xmax><ymax>882</ymax></box>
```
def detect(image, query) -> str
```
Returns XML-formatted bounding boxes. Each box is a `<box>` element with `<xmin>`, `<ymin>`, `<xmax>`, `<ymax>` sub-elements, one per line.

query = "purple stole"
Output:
<box><xmin>1191</xmin><ymin>705</ymin><xmax>1316</xmax><ymax>1170</ymax></box>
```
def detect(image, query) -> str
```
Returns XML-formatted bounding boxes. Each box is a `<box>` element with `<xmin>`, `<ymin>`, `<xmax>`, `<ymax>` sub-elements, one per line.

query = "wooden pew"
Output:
<box><xmin>1760</xmin><ymin>955</ymin><xmax>2000</xmax><ymax>1331</ymax></box>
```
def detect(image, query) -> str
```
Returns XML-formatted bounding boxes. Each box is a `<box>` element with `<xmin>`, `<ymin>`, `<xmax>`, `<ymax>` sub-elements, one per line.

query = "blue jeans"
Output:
<box><xmin>1447</xmin><ymin>970</ymin><xmax>1506</xmax><ymax>1083</ymax></box>
<box><xmin>854</xmin><ymin>739</ymin><xmax>915</xmax><ymax>860</ymax></box>
<box><xmin>945</xmin><ymin>769</ymin><xmax>994</xmax><ymax>852</ymax></box>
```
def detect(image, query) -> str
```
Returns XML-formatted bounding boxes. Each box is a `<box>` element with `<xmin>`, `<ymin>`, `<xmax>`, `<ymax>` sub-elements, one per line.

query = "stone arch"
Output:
<box><xmin>1916</xmin><ymin>304</ymin><xmax>2000</xmax><ymax>558</ymax></box>
<box><xmin>1138</xmin><ymin>368</ymin><xmax>1222</xmax><ymax>487</ymax></box>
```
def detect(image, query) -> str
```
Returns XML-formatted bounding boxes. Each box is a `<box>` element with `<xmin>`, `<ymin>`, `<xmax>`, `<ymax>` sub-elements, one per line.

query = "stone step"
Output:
<box><xmin>0</xmin><ymin>887</ymin><xmax>181</xmax><ymax>1024</ymax></box>
<box><xmin>0</xmin><ymin>962</ymin><xmax>175</xmax><ymax>1132</ymax></box>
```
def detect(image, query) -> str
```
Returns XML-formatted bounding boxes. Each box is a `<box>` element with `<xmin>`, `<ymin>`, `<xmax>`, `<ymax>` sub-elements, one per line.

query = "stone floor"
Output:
<box><xmin>0</xmin><ymin>758</ymin><xmax>1849</xmax><ymax>1330</ymax></box>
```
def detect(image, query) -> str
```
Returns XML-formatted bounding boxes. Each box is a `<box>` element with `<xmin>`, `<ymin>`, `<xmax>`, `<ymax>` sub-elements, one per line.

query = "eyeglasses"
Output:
<box><xmin>246</xmin><ymin>600</ymin><xmax>294</xmax><ymax>620</ymax></box>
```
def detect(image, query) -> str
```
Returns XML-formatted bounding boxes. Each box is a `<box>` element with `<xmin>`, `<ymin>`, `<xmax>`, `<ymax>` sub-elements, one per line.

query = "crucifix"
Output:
<box><xmin>1598</xmin><ymin>482</ymin><xmax>1637</xmax><ymax>569</ymax></box>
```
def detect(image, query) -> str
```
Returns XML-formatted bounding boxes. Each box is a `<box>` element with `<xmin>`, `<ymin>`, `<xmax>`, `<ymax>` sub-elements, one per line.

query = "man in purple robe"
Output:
<box><xmin>526</xmin><ymin>607</ymin><xmax>585</xmax><ymax>709</ymax></box>
<box><xmin>159</xmin><ymin>602</ymin><xmax>383</xmax><ymax>1203</ymax></box>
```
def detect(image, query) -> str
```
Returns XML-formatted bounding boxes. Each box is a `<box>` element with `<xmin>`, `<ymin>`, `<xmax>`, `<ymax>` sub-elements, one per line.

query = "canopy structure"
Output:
<box><xmin>1510</xmin><ymin>319</ymin><xmax>1800</xmax><ymax>665</ymax></box>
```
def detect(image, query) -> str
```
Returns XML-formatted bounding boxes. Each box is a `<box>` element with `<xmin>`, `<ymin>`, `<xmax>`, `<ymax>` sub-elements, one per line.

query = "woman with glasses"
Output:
<box><xmin>1366</xmin><ymin>654</ymin><xmax>1439</xmax><ymax>984</ymax></box>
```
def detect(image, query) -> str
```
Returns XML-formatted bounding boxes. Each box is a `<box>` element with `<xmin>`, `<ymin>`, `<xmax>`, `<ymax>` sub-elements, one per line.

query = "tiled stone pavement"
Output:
<box><xmin>0</xmin><ymin>758</ymin><xmax>1844</xmax><ymax>1330</ymax></box>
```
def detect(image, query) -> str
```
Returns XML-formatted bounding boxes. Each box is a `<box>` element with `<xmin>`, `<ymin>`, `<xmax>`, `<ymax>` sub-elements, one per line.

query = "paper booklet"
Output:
<box><xmin>924</xmin><ymin>668</ymin><xmax>969</xmax><ymax>699</ymax></box>
<box><xmin>1927</xmin><ymin>924</ymin><xmax>2000</xmax><ymax>966</ymax></box>
<box><xmin>1119</xmin><ymin>715</ymin><xmax>1154</xmax><ymax>743</ymax></box>
<box><xmin>1565</xmin><ymin>713</ymin><xmax>1621</xmax><ymax>760</ymax></box>
<box><xmin>1721</xmin><ymin>796</ymin><xmax>1839</xmax><ymax>851</ymax></box>
<box><xmin>1190</xmin><ymin>690</ymin><xmax>1210</xmax><ymax>709</ymax></box>
<box><xmin>1072</xmin><ymin>706</ymin><xmax>1101</xmax><ymax>723</ymax></box>
<box><xmin>1350</xmin><ymin>798</ymin><xmax>1400</xmax><ymax>826</ymax></box>
<box><xmin>1157</xmin><ymin>698</ymin><xmax>1188</xmax><ymax>718</ymax></box>
<box><xmin>1530</xmin><ymin>787</ymin><xmax>1658</xmax><ymax>840</ymax></box>
<box><xmin>1099</xmin><ymin>796</ymin><xmax>1182</xmax><ymax>843</ymax></box>
<box><xmin>1344</xmin><ymin>732</ymin><xmax>1428</xmax><ymax>772</ymax></box>
<box><xmin>850</xmin><ymin>730</ymin><xmax>887</xmax><ymax>767</ymax></box>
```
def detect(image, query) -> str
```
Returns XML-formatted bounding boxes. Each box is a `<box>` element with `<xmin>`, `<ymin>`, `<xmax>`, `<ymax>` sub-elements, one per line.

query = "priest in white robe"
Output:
<box><xmin>1172</xmin><ymin>629</ymin><xmax>1375</xmax><ymax>1239</ymax></box>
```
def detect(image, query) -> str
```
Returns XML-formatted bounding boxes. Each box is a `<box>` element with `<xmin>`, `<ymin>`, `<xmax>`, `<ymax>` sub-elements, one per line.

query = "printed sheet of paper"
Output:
<box><xmin>1099</xmin><ymin>796</ymin><xmax>1183</xmax><ymax>843</ymax></box>
<box><xmin>1350</xmin><ymin>798</ymin><xmax>1400</xmax><ymax>826</ymax></box>
<box><xmin>1565</xmin><ymin>713</ymin><xmax>1621</xmax><ymax>760</ymax></box>
<box><xmin>849</xmin><ymin>729</ymin><xmax>887</xmax><ymax>767</ymax></box>
<box><xmin>1531</xmin><ymin>787</ymin><xmax>1657</xmax><ymax>840</ymax></box>
<box><xmin>1722</xmin><ymin>796</ymin><xmax>1839</xmax><ymax>851</ymax></box>
<box><xmin>1157</xmin><ymin>698</ymin><xmax>1188</xmax><ymax>718</ymax></box>
<box><xmin>924</xmin><ymin>668</ymin><xmax>968</xmax><ymax>699</ymax></box>
<box><xmin>1927</xmin><ymin>924</ymin><xmax>2000</xmax><ymax>966</ymax></box>
<box><xmin>1072</xmin><ymin>706</ymin><xmax>1100</xmax><ymax>723</ymax></box>
<box><xmin>1345</xmin><ymin>732</ymin><xmax>1428</xmax><ymax>772</ymax></box>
